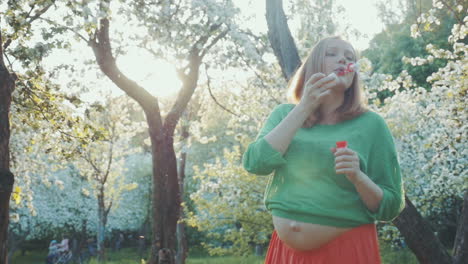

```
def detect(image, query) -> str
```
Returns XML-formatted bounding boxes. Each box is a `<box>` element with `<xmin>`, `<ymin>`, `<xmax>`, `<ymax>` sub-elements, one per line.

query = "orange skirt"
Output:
<box><xmin>264</xmin><ymin>224</ymin><xmax>381</xmax><ymax>264</ymax></box>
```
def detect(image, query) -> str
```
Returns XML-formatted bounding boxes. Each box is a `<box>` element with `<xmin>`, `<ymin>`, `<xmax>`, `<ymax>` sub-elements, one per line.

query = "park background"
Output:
<box><xmin>0</xmin><ymin>0</ymin><xmax>466</xmax><ymax>263</ymax></box>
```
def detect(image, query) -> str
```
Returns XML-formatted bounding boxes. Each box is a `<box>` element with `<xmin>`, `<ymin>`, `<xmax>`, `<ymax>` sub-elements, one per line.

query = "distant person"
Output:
<box><xmin>138</xmin><ymin>235</ymin><xmax>145</xmax><ymax>259</ymax></box>
<box><xmin>87</xmin><ymin>238</ymin><xmax>97</xmax><ymax>256</ymax></box>
<box><xmin>57</xmin><ymin>238</ymin><xmax>70</xmax><ymax>253</ymax></box>
<box><xmin>115</xmin><ymin>232</ymin><xmax>124</xmax><ymax>251</ymax></box>
<box><xmin>46</xmin><ymin>240</ymin><xmax>59</xmax><ymax>264</ymax></box>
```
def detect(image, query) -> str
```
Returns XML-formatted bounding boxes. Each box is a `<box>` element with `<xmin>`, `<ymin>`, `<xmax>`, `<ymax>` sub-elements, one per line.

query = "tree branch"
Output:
<box><xmin>104</xmin><ymin>199</ymin><xmax>113</xmax><ymax>220</ymax></box>
<box><xmin>38</xmin><ymin>17</ymin><xmax>88</xmax><ymax>43</ymax></box>
<box><xmin>233</xmin><ymin>47</ymin><xmax>281</xmax><ymax>105</ymax></box>
<box><xmin>90</xmin><ymin>18</ymin><xmax>162</xmax><ymax>115</ymax></box>
<box><xmin>27</xmin><ymin>1</ymin><xmax>55</xmax><ymax>25</ymax></box>
<box><xmin>439</xmin><ymin>0</ymin><xmax>463</xmax><ymax>24</ymax></box>
<box><xmin>265</xmin><ymin>0</ymin><xmax>301</xmax><ymax>80</ymax></box>
<box><xmin>164</xmin><ymin>52</ymin><xmax>201</xmax><ymax>136</ymax></box>
<box><xmin>204</xmin><ymin>65</ymin><xmax>239</xmax><ymax>117</ymax></box>
<box><xmin>83</xmin><ymin>152</ymin><xmax>103</xmax><ymax>180</ymax></box>
<box><xmin>165</xmin><ymin>23</ymin><xmax>230</xmax><ymax>136</ymax></box>
<box><xmin>102</xmin><ymin>136</ymin><xmax>114</xmax><ymax>185</ymax></box>
<box><xmin>167</xmin><ymin>0</ymin><xmax>183</xmax><ymax>25</ymax></box>
<box><xmin>200</xmin><ymin>28</ymin><xmax>229</xmax><ymax>59</ymax></box>
<box><xmin>0</xmin><ymin>26</ymin><xmax>6</xmax><ymax>70</ymax></box>
<box><xmin>190</xmin><ymin>24</ymin><xmax>221</xmax><ymax>58</ymax></box>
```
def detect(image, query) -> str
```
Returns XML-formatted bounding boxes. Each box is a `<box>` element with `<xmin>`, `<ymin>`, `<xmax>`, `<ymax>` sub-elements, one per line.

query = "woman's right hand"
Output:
<box><xmin>298</xmin><ymin>72</ymin><xmax>338</xmax><ymax>114</ymax></box>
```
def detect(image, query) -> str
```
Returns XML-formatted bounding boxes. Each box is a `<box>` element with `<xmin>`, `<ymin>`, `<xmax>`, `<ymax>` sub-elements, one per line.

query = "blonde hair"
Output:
<box><xmin>287</xmin><ymin>36</ymin><xmax>367</xmax><ymax>127</ymax></box>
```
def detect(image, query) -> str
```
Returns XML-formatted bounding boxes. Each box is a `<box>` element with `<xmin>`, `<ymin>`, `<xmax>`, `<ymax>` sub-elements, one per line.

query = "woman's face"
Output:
<box><xmin>323</xmin><ymin>39</ymin><xmax>356</xmax><ymax>90</ymax></box>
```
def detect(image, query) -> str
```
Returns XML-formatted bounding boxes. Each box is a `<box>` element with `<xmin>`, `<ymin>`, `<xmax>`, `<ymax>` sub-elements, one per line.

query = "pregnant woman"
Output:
<box><xmin>243</xmin><ymin>36</ymin><xmax>405</xmax><ymax>264</ymax></box>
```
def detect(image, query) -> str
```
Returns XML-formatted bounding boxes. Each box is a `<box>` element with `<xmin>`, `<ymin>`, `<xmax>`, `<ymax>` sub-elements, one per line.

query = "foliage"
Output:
<box><xmin>9</xmin><ymin>95</ymin><xmax>151</xmax><ymax>241</ymax></box>
<box><xmin>130</xmin><ymin>0</ymin><xmax>239</xmax><ymax>62</ymax></box>
<box><xmin>8</xmin><ymin>79</ymin><xmax>92</xmax><ymax>242</ymax></box>
<box><xmin>9</xmin><ymin>153</ymin><xmax>152</xmax><ymax>241</ymax></box>
<box><xmin>72</xmin><ymin>95</ymin><xmax>143</xmax><ymax>216</ymax></box>
<box><xmin>363</xmin><ymin>0</ymin><xmax>464</xmax><ymax>91</ymax></box>
<box><xmin>287</xmin><ymin>0</ymin><xmax>341</xmax><ymax>58</ymax></box>
<box><xmin>187</xmin><ymin>146</ymin><xmax>272</xmax><ymax>256</ymax></box>
<box><xmin>3</xmin><ymin>0</ymin><xmax>104</xmax><ymax>228</ymax></box>
<box><xmin>184</xmin><ymin>61</ymin><xmax>286</xmax><ymax>255</ymax></box>
<box><xmin>362</xmin><ymin>0</ymin><xmax>467</xmax><ymax>246</ymax></box>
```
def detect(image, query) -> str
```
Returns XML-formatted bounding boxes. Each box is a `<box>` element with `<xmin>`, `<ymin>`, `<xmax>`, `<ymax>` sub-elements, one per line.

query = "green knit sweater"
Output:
<box><xmin>243</xmin><ymin>104</ymin><xmax>405</xmax><ymax>228</ymax></box>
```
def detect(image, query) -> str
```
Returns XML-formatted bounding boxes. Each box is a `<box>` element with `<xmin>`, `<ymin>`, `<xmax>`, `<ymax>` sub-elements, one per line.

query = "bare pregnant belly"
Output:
<box><xmin>272</xmin><ymin>215</ymin><xmax>352</xmax><ymax>251</ymax></box>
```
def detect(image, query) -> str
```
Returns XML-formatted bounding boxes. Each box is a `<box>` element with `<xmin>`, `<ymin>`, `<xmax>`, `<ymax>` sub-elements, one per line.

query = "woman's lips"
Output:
<box><xmin>335</xmin><ymin>63</ymin><xmax>355</xmax><ymax>76</ymax></box>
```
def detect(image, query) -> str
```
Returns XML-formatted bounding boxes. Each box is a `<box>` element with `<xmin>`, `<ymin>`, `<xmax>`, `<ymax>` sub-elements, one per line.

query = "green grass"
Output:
<box><xmin>10</xmin><ymin>249</ymin><xmax>48</xmax><ymax>263</ymax></box>
<box><xmin>11</xmin><ymin>242</ymin><xmax>418</xmax><ymax>264</ymax></box>
<box><xmin>10</xmin><ymin>248</ymin><xmax>263</xmax><ymax>264</ymax></box>
<box><xmin>186</xmin><ymin>255</ymin><xmax>263</xmax><ymax>264</ymax></box>
<box><xmin>379</xmin><ymin>242</ymin><xmax>419</xmax><ymax>264</ymax></box>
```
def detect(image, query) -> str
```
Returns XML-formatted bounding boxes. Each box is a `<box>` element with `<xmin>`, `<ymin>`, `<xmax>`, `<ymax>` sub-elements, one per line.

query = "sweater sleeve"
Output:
<box><xmin>242</xmin><ymin>104</ymin><xmax>290</xmax><ymax>175</ymax></box>
<box><xmin>366</xmin><ymin>116</ymin><xmax>405</xmax><ymax>222</ymax></box>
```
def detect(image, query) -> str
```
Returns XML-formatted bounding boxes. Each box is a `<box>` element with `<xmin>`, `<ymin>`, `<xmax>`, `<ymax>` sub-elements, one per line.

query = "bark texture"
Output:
<box><xmin>0</xmin><ymin>30</ymin><xmax>16</xmax><ymax>264</ymax></box>
<box><xmin>265</xmin><ymin>0</ymin><xmax>301</xmax><ymax>80</ymax></box>
<box><xmin>392</xmin><ymin>196</ymin><xmax>452</xmax><ymax>264</ymax></box>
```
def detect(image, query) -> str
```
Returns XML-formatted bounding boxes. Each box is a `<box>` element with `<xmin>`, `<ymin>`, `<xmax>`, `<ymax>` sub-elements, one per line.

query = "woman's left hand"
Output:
<box><xmin>331</xmin><ymin>147</ymin><xmax>363</xmax><ymax>184</ymax></box>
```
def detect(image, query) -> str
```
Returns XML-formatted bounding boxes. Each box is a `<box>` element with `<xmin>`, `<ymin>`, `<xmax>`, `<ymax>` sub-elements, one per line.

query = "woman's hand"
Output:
<box><xmin>331</xmin><ymin>147</ymin><xmax>363</xmax><ymax>184</ymax></box>
<box><xmin>298</xmin><ymin>72</ymin><xmax>339</xmax><ymax>114</ymax></box>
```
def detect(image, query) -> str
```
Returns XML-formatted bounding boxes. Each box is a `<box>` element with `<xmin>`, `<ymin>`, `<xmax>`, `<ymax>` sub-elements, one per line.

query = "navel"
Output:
<box><xmin>290</xmin><ymin>221</ymin><xmax>301</xmax><ymax>232</ymax></box>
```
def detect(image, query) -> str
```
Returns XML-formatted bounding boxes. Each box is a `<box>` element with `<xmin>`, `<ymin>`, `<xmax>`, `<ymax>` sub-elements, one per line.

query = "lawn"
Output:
<box><xmin>11</xmin><ymin>241</ymin><xmax>418</xmax><ymax>264</ymax></box>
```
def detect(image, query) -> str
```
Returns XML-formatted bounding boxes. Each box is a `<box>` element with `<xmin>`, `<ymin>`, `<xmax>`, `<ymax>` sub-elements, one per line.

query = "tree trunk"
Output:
<box><xmin>89</xmin><ymin>7</ymin><xmax>228</xmax><ymax>260</ymax></box>
<box><xmin>153</xmin><ymin>132</ymin><xmax>180</xmax><ymax>264</ymax></box>
<box><xmin>392</xmin><ymin>196</ymin><xmax>452</xmax><ymax>264</ymax></box>
<box><xmin>453</xmin><ymin>190</ymin><xmax>468</xmax><ymax>264</ymax></box>
<box><xmin>0</xmin><ymin>30</ymin><xmax>16</xmax><ymax>264</ymax></box>
<box><xmin>97</xmin><ymin>193</ymin><xmax>107</xmax><ymax>262</ymax></box>
<box><xmin>74</xmin><ymin>219</ymin><xmax>88</xmax><ymax>263</ymax></box>
<box><xmin>264</xmin><ymin>1</ymin><xmax>460</xmax><ymax>263</ymax></box>
<box><xmin>7</xmin><ymin>229</ymin><xmax>25</xmax><ymax>264</ymax></box>
<box><xmin>176</xmin><ymin>123</ymin><xmax>189</xmax><ymax>264</ymax></box>
<box><xmin>90</xmin><ymin>17</ymin><xmax>205</xmax><ymax>264</ymax></box>
<box><xmin>175</xmin><ymin>212</ymin><xmax>187</xmax><ymax>264</ymax></box>
<box><xmin>265</xmin><ymin>0</ymin><xmax>301</xmax><ymax>81</ymax></box>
